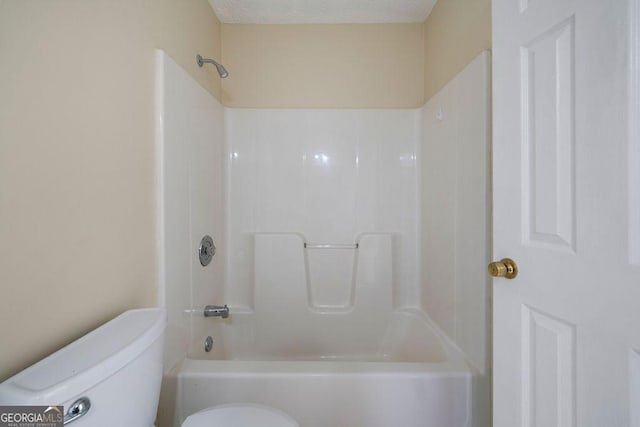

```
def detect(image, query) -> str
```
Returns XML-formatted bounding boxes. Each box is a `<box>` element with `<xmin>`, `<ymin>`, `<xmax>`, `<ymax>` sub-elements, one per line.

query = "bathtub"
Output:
<box><xmin>160</xmin><ymin>309</ymin><xmax>473</xmax><ymax>427</ymax></box>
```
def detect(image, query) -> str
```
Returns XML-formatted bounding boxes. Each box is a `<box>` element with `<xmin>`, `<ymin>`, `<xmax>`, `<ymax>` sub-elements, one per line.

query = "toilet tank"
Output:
<box><xmin>0</xmin><ymin>308</ymin><xmax>166</xmax><ymax>426</ymax></box>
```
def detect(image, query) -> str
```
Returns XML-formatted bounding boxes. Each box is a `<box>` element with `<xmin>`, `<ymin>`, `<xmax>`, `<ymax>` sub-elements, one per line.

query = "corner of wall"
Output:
<box><xmin>153</xmin><ymin>0</ymin><xmax>224</xmax><ymax>102</ymax></box>
<box><xmin>423</xmin><ymin>0</ymin><xmax>492</xmax><ymax>103</ymax></box>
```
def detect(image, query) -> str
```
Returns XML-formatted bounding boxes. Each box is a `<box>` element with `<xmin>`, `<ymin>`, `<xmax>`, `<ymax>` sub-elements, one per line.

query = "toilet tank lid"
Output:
<box><xmin>0</xmin><ymin>307</ymin><xmax>166</xmax><ymax>404</ymax></box>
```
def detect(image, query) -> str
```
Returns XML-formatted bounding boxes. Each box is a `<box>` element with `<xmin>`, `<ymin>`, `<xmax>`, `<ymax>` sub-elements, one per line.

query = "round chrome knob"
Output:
<box><xmin>199</xmin><ymin>235</ymin><xmax>215</xmax><ymax>266</ymax></box>
<box><xmin>488</xmin><ymin>258</ymin><xmax>518</xmax><ymax>279</ymax></box>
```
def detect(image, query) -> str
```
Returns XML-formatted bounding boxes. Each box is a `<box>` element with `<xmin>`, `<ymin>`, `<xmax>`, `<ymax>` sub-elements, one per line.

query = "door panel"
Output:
<box><xmin>521</xmin><ymin>17</ymin><xmax>575</xmax><ymax>250</ymax></box>
<box><xmin>521</xmin><ymin>306</ymin><xmax>575</xmax><ymax>427</ymax></box>
<box><xmin>492</xmin><ymin>0</ymin><xmax>640</xmax><ymax>426</ymax></box>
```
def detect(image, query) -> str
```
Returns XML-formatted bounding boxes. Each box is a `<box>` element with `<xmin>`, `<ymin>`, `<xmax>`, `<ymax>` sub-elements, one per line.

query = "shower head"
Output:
<box><xmin>196</xmin><ymin>54</ymin><xmax>229</xmax><ymax>78</ymax></box>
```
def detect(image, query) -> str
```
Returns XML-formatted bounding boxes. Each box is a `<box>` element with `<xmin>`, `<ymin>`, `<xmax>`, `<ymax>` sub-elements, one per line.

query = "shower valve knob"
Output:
<box><xmin>199</xmin><ymin>235</ymin><xmax>215</xmax><ymax>266</ymax></box>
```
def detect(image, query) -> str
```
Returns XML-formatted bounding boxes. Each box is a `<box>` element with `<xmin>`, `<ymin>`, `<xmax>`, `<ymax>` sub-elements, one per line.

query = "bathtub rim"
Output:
<box><xmin>173</xmin><ymin>355</ymin><xmax>471</xmax><ymax>377</ymax></box>
<box><xmin>175</xmin><ymin>307</ymin><xmax>478</xmax><ymax>375</ymax></box>
<box><xmin>160</xmin><ymin>308</ymin><xmax>477</xmax><ymax>427</ymax></box>
<box><xmin>171</xmin><ymin>307</ymin><xmax>473</xmax><ymax>377</ymax></box>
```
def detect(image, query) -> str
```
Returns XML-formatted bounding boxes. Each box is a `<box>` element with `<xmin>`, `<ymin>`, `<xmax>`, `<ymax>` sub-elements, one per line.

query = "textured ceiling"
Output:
<box><xmin>208</xmin><ymin>0</ymin><xmax>438</xmax><ymax>24</ymax></box>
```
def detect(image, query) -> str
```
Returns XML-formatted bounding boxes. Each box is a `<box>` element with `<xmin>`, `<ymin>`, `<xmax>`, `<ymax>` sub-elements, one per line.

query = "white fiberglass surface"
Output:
<box><xmin>191</xmin><ymin>309</ymin><xmax>448</xmax><ymax>364</ymax></box>
<box><xmin>170</xmin><ymin>315</ymin><xmax>471</xmax><ymax>427</ymax></box>
<box><xmin>156</xmin><ymin>51</ymin><xmax>487</xmax><ymax>427</ymax></box>
<box><xmin>170</xmin><ymin>309</ymin><xmax>471</xmax><ymax>427</ymax></box>
<box><xmin>225</xmin><ymin>108</ymin><xmax>420</xmax><ymax>313</ymax></box>
<box><xmin>421</xmin><ymin>52</ymin><xmax>491</xmax><ymax>375</ymax></box>
<box><xmin>156</xmin><ymin>50</ymin><xmax>226</xmax><ymax>370</ymax></box>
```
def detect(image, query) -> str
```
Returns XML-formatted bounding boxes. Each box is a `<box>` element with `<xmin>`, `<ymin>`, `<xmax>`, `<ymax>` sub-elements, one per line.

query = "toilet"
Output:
<box><xmin>182</xmin><ymin>403</ymin><xmax>299</xmax><ymax>427</ymax></box>
<box><xmin>0</xmin><ymin>307</ymin><xmax>298</xmax><ymax>427</ymax></box>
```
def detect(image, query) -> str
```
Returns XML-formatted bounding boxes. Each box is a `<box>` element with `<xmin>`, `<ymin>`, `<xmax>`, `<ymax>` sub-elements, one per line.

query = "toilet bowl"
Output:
<box><xmin>0</xmin><ymin>307</ymin><xmax>299</xmax><ymax>427</ymax></box>
<box><xmin>182</xmin><ymin>403</ymin><xmax>300</xmax><ymax>427</ymax></box>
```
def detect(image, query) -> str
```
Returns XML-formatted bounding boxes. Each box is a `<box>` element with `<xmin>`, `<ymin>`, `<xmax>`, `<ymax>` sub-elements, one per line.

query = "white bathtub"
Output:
<box><xmin>160</xmin><ymin>309</ymin><xmax>473</xmax><ymax>427</ymax></box>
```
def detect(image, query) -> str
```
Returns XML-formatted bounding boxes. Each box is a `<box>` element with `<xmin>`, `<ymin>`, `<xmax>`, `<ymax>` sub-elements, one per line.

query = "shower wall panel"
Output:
<box><xmin>157</xmin><ymin>51</ymin><xmax>226</xmax><ymax>371</ymax></box>
<box><xmin>421</xmin><ymin>51</ymin><xmax>491</xmax><ymax>374</ymax></box>
<box><xmin>421</xmin><ymin>51</ymin><xmax>491</xmax><ymax>427</ymax></box>
<box><xmin>225</xmin><ymin>109</ymin><xmax>420</xmax><ymax>311</ymax></box>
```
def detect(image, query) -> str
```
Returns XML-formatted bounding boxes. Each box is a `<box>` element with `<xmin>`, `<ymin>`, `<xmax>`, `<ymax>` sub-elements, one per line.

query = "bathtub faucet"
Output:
<box><xmin>204</xmin><ymin>305</ymin><xmax>229</xmax><ymax>319</ymax></box>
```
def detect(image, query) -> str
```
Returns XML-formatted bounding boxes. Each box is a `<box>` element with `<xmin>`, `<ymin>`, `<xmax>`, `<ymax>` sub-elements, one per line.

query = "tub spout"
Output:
<box><xmin>204</xmin><ymin>305</ymin><xmax>229</xmax><ymax>319</ymax></box>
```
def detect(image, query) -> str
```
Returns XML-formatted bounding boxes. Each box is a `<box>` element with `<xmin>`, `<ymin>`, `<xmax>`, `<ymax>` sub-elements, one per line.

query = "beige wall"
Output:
<box><xmin>0</xmin><ymin>0</ymin><xmax>221</xmax><ymax>382</ymax></box>
<box><xmin>221</xmin><ymin>24</ymin><xmax>425</xmax><ymax>108</ymax></box>
<box><xmin>423</xmin><ymin>0</ymin><xmax>491</xmax><ymax>101</ymax></box>
<box><xmin>0</xmin><ymin>0</ymin><xmax>492</xmax><ymax>383</ymax></box>
<box><xmin>220</xmin><ymin>2</ymin><xmax>491</xmax><ymax>109</ymax></box>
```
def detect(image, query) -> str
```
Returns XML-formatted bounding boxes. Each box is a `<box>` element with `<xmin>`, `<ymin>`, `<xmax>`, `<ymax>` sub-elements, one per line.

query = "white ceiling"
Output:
<box><xmin>208</xmin><ymin>0</ymin><xmax>438</xmax><ymax>24</ymax></box>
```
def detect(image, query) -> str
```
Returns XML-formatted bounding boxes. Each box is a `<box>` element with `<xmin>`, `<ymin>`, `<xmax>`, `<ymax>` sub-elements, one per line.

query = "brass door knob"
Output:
<box><xmin>488</xmin><ymin>258</ymin><xmax>518</xmax><ymax>279</ymax></box>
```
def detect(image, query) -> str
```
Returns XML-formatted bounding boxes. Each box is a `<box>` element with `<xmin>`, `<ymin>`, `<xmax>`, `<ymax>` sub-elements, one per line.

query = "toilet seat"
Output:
<box><xmin>182</xmin><ymin>403</ymin><xmax>300</xmax><ymax>427</ymax></box>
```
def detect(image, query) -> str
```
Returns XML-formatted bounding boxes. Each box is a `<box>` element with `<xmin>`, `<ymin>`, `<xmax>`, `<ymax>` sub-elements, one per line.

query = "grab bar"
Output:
<box><xmin>304</xmin><ymin>243</ymin><xmax>358</xmax><ymax>249</ymax></box>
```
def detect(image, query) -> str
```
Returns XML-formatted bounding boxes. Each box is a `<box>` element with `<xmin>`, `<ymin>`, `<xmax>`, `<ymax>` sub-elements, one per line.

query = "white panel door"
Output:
<box><xmin>492</xmin><ymin>0</ymin><xmax>640</xmax><ymax>426</ymax></box>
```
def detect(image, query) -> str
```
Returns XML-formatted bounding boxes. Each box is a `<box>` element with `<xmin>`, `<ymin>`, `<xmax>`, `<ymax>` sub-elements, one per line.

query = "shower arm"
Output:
<box><xmin>196</xmin><ymin>55</ymin><xmax>220</xmax><ymax>67</ymax></box>
<box><xmin>196</xmin><ymin>54</ymin><xmax>229</xmax><ymax>78</ymax></box>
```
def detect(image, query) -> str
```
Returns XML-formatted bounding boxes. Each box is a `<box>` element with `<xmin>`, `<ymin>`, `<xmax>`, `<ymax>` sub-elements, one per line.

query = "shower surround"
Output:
<box><xmin>157</xmin><ymin>49</ymin><xmax>490</xmax><ymax>426</ymax></box>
